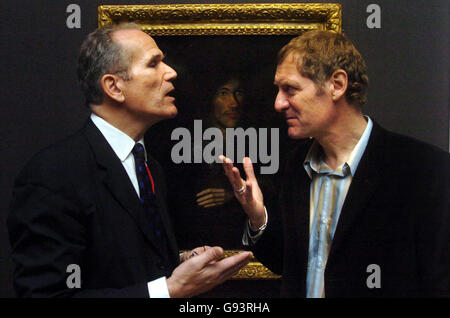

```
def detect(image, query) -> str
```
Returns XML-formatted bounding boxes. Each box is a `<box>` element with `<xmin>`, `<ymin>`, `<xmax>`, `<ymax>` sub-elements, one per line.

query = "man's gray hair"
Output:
<box><xmin>77</xmin><ymin>23</ymin><xmax>141</xmax><ymax>106</ymax></box>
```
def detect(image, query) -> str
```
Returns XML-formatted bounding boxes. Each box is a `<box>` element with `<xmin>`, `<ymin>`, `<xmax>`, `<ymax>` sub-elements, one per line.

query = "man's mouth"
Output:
<box><xmin>165</xmin><ymin>88</ymin><xmax>176</xmax><ymax>101</ymax></box>
<box><xmin>165</xmin><ymin>87</ymin><xmax>175</xmax><ymax>97</ymax></box>
<box><xmin>285</xmin><ymin>117</ymin><xmax>298</xmax><ymax>125</ymax></box>
<box><xmin>226</xmin><ymin>112</ymin><xmax>239</xmax><ymax>119</ymax></box>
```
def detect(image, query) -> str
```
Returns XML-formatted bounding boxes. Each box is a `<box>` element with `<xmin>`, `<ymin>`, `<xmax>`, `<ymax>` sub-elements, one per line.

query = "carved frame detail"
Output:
<box><xmin>98</xmin><ymin>3</ymin><xmax>342</xmax><ymax>35</ymax></box>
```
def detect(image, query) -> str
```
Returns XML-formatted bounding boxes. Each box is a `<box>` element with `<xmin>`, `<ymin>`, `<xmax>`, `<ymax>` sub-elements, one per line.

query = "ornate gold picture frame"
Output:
<box><xmin>98</xmin><ymin>3</ymin><xmax>341</xmax><ymax>281</ymax></box>
<box><xmin>98</xmin><ymin>3</ymin><xmax>341</xmax><ymax>35</ymax></box>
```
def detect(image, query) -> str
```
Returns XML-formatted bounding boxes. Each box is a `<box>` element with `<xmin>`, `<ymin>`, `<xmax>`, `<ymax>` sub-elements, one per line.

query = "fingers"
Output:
<box><xmin>220</xmin><ymin>259</ymin><xmax>249</xmax><ymax>281</ymax></box>
<box><xmin>171</xmin><ymin>249</ymin><xmax>252</xmax><ymax>297</ymax></box>
<box><xmin>196</xmin><ymin>189</ymin><xmax>226</xmax><ymax>208</ymax></box>
<box><xmin>196</xmin><ymin>188</ymin><xmax>225</xmax><ymax>197</ymax></box>
<box><xmin>197</xmin><ymin>197</ymin><xmax>224</xmax><ymax>206</ymax></box>
<box><xmin>219</xmin><ymin>156</ymin><xmax>245</xmax><ymax>191</ymax></box>
<box><xmin>182</xmin><ymin>245</ymin><xmax>212</xmax><ymax>261</ymax></box>
<box><xmin>220</xmin><ymin>156</ymin><xmax>256</xmax><ymax>196</ymax></box>
<box><xmin>242</xmin><ymin>157</ymin><xmax>257</xmax><ymax>182</ymax></box>
<box><xmin>190</xmin><ymin>245</ymin><xmax>211</xmax><ymax>258</ymax></box>
<box><xmin>243</xmin><ymin>179</ymin><xmax>254</xmax><ymax>201</ymax></box>
<box><xmin>198</xmin><ymin>199</ymin><xmax>222</xmax><ymax>205</ymax></box>
<box><xmin>195</xmin><ymin>246</ymin><xmax>224</xmax><ymax>268</ymax></box>
<box><xmin>201</xmin><ymin>202</ymin><xmax>225</xmax><ymax>208</ymax></box>
<box><xmin>202</xmin><ymin>203</ymin><xmax>221</xmax><ymax>208</ymax></box>
<box><xmin>215</xmin><ymin>251</ymin><xmax>253</xmax><ymax>281</ymax></box>
<box><xmin>196</xmin><ymin>190</ymin><xmax>225</xmax><ymax>203</ymax></box>
<box><xmin>219</xmin><ymin>155</ymin><xmax>234</xmax><ymax>181</ymax></box>
<box><xmin>231</xmin><ymin>167</ymin><xmax>245</xmax><ymax>189</ymax></box>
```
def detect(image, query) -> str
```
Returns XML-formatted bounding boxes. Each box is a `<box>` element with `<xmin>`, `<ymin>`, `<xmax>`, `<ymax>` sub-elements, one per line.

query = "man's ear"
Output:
<box><xmin>330</xmin><ymin>69</ymin><xmax>348</xmax><ymax>102</ymax></box>
<box><xmin>100</xmin><ymin>74</ymin><xmax>125</xmax><ymax>103</ymax></box>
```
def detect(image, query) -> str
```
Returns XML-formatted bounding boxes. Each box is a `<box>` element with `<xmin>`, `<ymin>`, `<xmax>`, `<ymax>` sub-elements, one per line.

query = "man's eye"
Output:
<box><xmin>216</xmin><ymin>91</ymin><xmax>228</xmax><ymax>96</ymax></box>
<box><xmin>283</xmin><ymin>86</ymin><xmax>296</xmax><ymax>95</ymax></box>
<box><xmin>148</xmin><ymin>61</ymin><xmax>158</xmax><ymax>68</ymax></box>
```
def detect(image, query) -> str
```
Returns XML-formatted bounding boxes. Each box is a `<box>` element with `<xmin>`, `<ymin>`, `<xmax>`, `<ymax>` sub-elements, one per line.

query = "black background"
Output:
<box><xmin>0</xmin><ymin>0</ymin><xmax>448</xmax><ymax>297</ymax></box>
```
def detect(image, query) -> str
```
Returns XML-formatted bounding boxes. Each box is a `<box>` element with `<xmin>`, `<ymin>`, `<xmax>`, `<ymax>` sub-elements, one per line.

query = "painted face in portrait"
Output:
<box><xmin>211</xmin><ymin>78</ymin><xmax>245</xmax><ymax>129</ymax></box>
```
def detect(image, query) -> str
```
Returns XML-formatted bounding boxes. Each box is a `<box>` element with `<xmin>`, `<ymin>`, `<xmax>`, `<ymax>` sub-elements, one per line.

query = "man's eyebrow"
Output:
<box><xmin>148</xmin><ymin>52</ymin><xmax>165</xmax><ymax>63</ymax></box>
<box><xmin>274</xmin><ymin>79</ymin><xmax>299</xmax><ymax>88</ymax></box>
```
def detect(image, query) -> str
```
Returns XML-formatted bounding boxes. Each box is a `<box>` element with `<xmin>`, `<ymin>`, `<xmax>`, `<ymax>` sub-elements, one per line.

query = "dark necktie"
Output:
<box><xmin>132</xmin><ymin>143</ymin><xmax>170</xmax><ymax>269</ymax></box>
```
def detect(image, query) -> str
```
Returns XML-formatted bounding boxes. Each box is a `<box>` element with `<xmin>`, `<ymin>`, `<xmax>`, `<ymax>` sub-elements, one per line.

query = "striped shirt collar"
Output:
<box><xmin>304</xmin><ymin>116</ymin><xmax>373</xmax><ymax>179</ymax></box>
<box><xmin>90</xmin><ymin>113</ymin><xmax>147</xmax><ymax>162</ymax></box>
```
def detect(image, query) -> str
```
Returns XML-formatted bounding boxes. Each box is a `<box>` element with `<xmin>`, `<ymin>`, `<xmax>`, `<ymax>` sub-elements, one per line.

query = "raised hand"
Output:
<box><xmin>219</xmin><ymin>155</ymin><xmax>266</xmax><ymax>229</ymax></box>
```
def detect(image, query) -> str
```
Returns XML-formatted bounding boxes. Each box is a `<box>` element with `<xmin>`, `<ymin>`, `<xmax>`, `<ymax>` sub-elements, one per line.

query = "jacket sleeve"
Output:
<box><xmin>7</xmin><ymin>166</ymin><xmax>149</xmax><ymax>298</ymax></box>
<box><xmin>415</xmin><ymin>150</ymin><xmax>450</xmax><ymax>297</ymax></box>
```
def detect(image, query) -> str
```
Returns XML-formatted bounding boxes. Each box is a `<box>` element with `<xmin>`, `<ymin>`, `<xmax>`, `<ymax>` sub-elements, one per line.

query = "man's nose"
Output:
<box><xmin>228</xmin><ymin>95</ymin><xmax>239</xmax><ymax>108</ymax></box>
<box><xmin>274</xmin><ymin>91</ymin><xmax>289</xmax><ymax>112</ymax></box>
<box><xmin>164</xmin><ymin>63</ymin><xmax>177</xmax><ymax>81</ymax></box>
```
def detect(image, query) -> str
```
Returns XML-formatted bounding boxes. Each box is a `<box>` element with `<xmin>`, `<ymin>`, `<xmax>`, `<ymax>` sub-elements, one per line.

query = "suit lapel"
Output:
<box><xmin>83</xmin><ymin>120</ymin><xmax>165</xmax><ymax>255</ymax></box>
<box><xmin>289</xmin><ymin>141</ymin><xmax>313</xmax><ymax>295</ymax></box>
<box><xmin>328</xmin><ymin>123</ymin><xmax>385</xmax><ymax>261</ymax></box>
<box><xmin>296</xmin><ymin>163</ymin><xmax>313</xmax><ymax>294</ymax></box>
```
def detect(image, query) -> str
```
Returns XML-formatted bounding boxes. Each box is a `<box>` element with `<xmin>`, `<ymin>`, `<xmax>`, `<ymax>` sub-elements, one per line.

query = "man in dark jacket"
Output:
<box><xmin>220</xmin><ymin>30</ymin><xmax>449</xmax><ymax>297</ymax></box>
<box><xmin>8</xmin><ymin>23</ymin><xmax>252</xmax><ymax>298</ymax></box>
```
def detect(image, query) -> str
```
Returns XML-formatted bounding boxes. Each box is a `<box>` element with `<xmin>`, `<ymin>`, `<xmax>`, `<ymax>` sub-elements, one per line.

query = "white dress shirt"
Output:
<box><xmin>91</xmin><ymin>113</ymin><xmax>170</xmax><ymax>298</ymax></box>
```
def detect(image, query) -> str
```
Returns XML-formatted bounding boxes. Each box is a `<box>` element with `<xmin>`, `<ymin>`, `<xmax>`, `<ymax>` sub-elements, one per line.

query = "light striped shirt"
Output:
<box><xmin>304</xmin><ymin>117</ymin><xmax>373</xmax><ymax>297</ymax></box>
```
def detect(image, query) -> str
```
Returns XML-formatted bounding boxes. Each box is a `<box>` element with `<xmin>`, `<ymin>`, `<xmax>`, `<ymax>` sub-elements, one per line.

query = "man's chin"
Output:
<box><xmin>224</xmin><ymin>120</ymin><xmax>238</xmax><ymax>128</ymax></box>
<box><xmin>154</xmin><ymin>104</ymin><xmax>178</xmax><ymax>121</ymax></box>
<box><xmin>165</xmin><ymin>104</ymin><xmax>178</xmax><ymax>118</ymax></box>
<box><xmin>287</xmin><ymin>126</ymin><xmax>307</xmax><ymax>139</ymax></box>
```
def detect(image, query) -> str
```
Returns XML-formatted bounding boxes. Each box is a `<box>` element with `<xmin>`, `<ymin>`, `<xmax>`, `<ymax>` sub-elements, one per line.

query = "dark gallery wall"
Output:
<box><xmin>0</xmin><ymin>0</ymin><xmax>448</xmax><ymax>297</ymax></box>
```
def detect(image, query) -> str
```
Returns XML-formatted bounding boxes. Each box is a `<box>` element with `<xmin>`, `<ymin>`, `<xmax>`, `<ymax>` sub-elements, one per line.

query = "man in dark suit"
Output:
<box><xmin>220</xmin><ymin>30</ymin><xmax>449</xmax><ymax>297</ymax></box>
<box><xmin>7</xmin><ymin>23</ymin><xmax>252</xmax><ymax>298</ymax></box>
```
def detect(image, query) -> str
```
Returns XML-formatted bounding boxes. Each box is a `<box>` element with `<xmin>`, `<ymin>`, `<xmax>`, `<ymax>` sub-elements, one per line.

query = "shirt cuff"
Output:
<box><xmin>242</xmin><ymin>206</ymin><xmax>268</xmax><ymax>246</ymax></box>
<box><xmin>147</xmin><ymin>276</ymin><xmax>170</xmax><ymax>298</ymax></box>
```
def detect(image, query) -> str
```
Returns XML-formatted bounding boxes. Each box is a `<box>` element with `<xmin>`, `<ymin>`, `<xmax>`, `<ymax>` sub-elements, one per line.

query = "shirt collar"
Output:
<box><xmin>303</xmin><ymin>116</ymin><xmax>373</xmax><ymax>179</ymax></box>
<box><xmin>90</xmin><ymin>113</ymin><xmax>147</xmax><ymax>162</ymax></box>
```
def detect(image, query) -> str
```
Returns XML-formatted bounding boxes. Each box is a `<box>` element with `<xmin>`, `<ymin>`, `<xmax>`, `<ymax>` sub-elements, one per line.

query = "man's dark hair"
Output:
<box><xmin>278</xmin><ymin>30</ymin><xmax>369</xmax><ymax>107</ymax></box>
<box><xmin>77</xmin><ymin>23</ymin><xmax>141</xmax><ymax>107</ymax></box>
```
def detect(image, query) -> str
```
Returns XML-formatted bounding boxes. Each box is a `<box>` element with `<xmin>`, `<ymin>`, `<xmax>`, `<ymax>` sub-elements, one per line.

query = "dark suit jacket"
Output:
<box><xmin>7</xmin><ymin>119</ymin><xmax>179</xmax><ymax>297</ymax></box>
<box><xmin>253</xmin><ymin>121</ymin><xmax>450</xmax><ymax>297</ymax></box>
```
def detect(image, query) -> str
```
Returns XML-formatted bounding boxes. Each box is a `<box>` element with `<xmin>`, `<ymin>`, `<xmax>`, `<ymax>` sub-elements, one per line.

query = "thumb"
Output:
<box><xmin>197</xmin><ymin>246</ymin><xmax>224</xmax><ymax>266</ymax></box>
